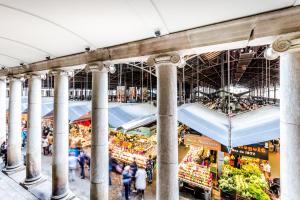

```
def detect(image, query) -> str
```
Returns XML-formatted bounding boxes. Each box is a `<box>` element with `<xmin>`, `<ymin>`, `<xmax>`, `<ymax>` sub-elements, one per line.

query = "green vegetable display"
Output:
<box><xmin>219</xmin><ymin>164</ymin><xmax>270</xmax><ymax>200</ymax></box>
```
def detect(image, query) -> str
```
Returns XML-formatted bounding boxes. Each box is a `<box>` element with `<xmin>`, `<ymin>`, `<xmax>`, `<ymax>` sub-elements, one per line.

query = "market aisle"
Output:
<box><xmin>40</xmin><ymin>151</ymin><xmax>195</xmax><ymax>200</ymax></box>
<box><xmin>0</xmin><ymin>171</ymin><xmax>37</xmax><ymax>200</ymax></box>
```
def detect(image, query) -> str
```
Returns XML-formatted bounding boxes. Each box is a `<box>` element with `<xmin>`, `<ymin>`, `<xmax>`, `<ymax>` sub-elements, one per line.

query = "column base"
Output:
<box><xmin>2</xmin><ymin>163</ymin><xmax>25</xmax><ymax>175</ymax></box>
<box><xmin>20</xmin><ymin>175</ymin><xmax>47</xmax><ymax>189</ymax></box>
<box><xmin>51</xmin><ymin>190</ymin><xmax>76</xmax><ymax>200</ymax></box>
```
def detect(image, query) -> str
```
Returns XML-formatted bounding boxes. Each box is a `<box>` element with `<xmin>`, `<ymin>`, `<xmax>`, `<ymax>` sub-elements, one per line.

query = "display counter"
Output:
<box><xmin>179</xmin><ymin>146</ymin><xmax>213</xmax><ymax>190</ymax></box>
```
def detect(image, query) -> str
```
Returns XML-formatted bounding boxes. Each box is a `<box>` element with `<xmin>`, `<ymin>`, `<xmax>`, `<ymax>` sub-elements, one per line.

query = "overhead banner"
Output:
<box><xmin>117</xmin><ymin>86</ymin><xmax>126</xmax><ymax>102</ymax></box>
<box><xmin>184</xmin><ymin>134</ymin><xmax>221</xmax><ymax>151</ymax></box>
<box><xmin>221</xmin><ymin>143</ymin><xmax>269</xmax><ymax>160</ymax></box>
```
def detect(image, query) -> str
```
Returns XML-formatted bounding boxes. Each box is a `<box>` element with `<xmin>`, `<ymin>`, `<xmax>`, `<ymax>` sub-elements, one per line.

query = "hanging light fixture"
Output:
<box><xmin>264</xmin><ymin>46</ymin><xmax>279</xmax><ymax>60</ymax></box>
<box><xmin>108</xmin><ymin>65</ymin><xmax>116</xmax><ymax>74</ymax></box>
<box><xmin>178</xmin><ymin>59</ymin><xmax>186</xmax><ymax>68</ymax></box>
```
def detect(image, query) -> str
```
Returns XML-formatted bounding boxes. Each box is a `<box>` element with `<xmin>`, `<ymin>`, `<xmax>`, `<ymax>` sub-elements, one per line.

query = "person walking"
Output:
<box><xmin>146</xmin><ymin>155</ymin><xmax>154</xmax><ymax>183</ymax></box>
<box><xmin>109</xmin><ymin>151</ymin><xmax>113</xmax><ymax>185</ymax></box>
<box><xmin>47</xmin><ymin>133</ymin><xmax>54</xmax><ymax>155</ymax></box>
<box><xmin>69</xmin><ymin>152</ymin><xmax>78</xmax><ymax>182</ymax></box>
<box><xmin>130</xmin><ymin>158</ymin><xmax>138</xmax><ymax>191</ymax></box>
<box><xmin>78</xmin><ymin>151</ymin><xmax>86</xmax><ymax>179</ymax></box>
<box><xmin>135</xmin><ymin>167</ymin><xmax>147</xmax><ymax>200</ymax></box>
<box><xmin>122</xmin><ymin>166</ymin><xmax>132</xmax><ymax>200</ymax></box>
<box><xmin>41</xmin><ymin>136</ymin><xmax>48</xmax><ymax>155</ymax></box>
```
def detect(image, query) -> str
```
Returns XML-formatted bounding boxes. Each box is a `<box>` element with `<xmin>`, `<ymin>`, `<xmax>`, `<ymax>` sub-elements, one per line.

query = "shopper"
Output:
<box><xmin>69</xmin><ymin>152</ymin><xmax>78</xmax><ymax>182</ymax></box>
<box><xmin>41</xmin><ymin>136</ymin><xmax>48</xmax><ymax>155</ymax></box>
<box><xmin>122</xmin><ymin>165</ymin><xmax>132</xmax><ymax>200</ymax></box>
<box><xmin>109</xmin><ymin>151</ymin><xmax>113</xmax><ymax>185</ymax></box>
<box><xmin>21</xmin><ymin>128</ymin><xmax>27</xmax><ymax>148</ymax></box>
<box><xmin>78</xmin><ymin>151</ymin><xmax>86</xmax><ymax>179</ymax></box>
<box><xmin>130</xmin><ymin>158</ymin><xmax>138</xmax><ymax>191</ymax></box>
<box><xmin>263</xmin><ymin>161</ymin><xmax>271</xmax><ymax>180</ymax></box>
<box><xmin>1</xmin><ymin>141</ymin><xmax>7</xmax><ymax>167</ymax></box>
<box><xmin>146</xmin><ymin>155</ymin><xmax>154</xmax><ymax>183</ymax></box>
<box><xmin>135</xmin><ymin>167</ymin><xmax>147</xmax><ymax>200</ymax></box>
<box><xmin>47</xmin><ymin>133</ymin><xmax>54</xmax><ymax>155</ymax></box>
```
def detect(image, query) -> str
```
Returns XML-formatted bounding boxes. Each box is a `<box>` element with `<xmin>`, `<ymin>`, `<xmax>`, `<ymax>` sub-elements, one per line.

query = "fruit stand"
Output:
<box><xmin>179</xmin><ymin>146</ymin><xmax>213</xmax><ymax>190</ymax></box>
<box><xmin>109</xmin><ymin>131</ymin><xmax>156</xmax><ymax>168</ymax></box>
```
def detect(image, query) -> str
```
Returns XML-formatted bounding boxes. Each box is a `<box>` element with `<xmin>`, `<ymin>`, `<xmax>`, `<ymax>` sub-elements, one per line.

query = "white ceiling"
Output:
<box><xmin>0</xmin><ymin>0</ymin><xmax>298</xmax><ymax>68</ymax></box>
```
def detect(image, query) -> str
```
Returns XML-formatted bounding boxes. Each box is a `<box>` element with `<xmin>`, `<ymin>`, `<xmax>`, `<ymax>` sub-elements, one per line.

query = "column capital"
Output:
<box><xmin>8</xmin><ymin>74</ymin><xmax>26</xmax><ymax>82</ymax></box>
<box><xmin>50</xmin><ymin>69</ymin><xmax>73</xmax><ymax>77</ymax></box>
<box><xmin>0</xmin><ymin>76</ymin><xmax>6</xmax><ymax>81</ymax></box>
<box><xmin>0</xmin><ymin>67</ymin><xmax>9</xmax><ymax>77</ymax></box>
<box><xmin>265</xmin><ymin>34</ymin><xmax>300</xmax><ymax>60</ymax></box>
<box><xmin>147</xmin><ymin>53</ymin><xmax>181</xmax><ymax>66</ymax></box>
<box><xmin>85</xmin><ymin>61</ymin><xmax>109</xmax><ymax>73</ymax></box>
<box><xmin>26</xmin><ymin>71</ymin><xmax>48</xmax><ymax>80</ymax></box>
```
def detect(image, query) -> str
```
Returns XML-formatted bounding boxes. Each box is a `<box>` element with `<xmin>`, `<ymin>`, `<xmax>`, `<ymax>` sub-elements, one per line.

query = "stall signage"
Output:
<box><xmin>184</xmin><ymin>134</ymin><xmax>221</xmax><ymax>151</ymax></box>
<box><xmin>221</xmin><ymin>144</ymin><xmax>268</xmax><ymax>160</ymax></box>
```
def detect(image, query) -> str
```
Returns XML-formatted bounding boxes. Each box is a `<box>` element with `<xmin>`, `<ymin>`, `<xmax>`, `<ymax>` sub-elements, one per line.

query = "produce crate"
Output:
<box><xmin>221</xmin><ymin>190</ymin><xmax>236</xmax><ymax>200</ymax></box>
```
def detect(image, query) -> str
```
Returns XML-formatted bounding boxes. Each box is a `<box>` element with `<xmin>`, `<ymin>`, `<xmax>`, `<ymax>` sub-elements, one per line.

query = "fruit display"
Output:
<box><xmin>109</xmin><ymin>131</ymin><xmax>157</xmax><ymax>168</ymax></box>
<box><xmin>69</xmin><ymin>124</ymin><xmax>91</xmax><ymax>148</ymax></box>
<box><xmin>179</xmin><ymin>147</ymin><xmax>212</xmax><ymax>189</ymax></box>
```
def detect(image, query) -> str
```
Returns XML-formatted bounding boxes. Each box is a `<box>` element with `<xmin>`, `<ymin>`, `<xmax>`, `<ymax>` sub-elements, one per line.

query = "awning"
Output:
<box><xmin>178</xmin><ymin>103</ymin><xmax>279</xmax><ymax>147</ymax></box>
<box><xmin>71</xmin><ymin>103</ymin><xmax>156</xmax><ymax>128</ymax></box>
<box><xmin>119</xmin><ymin>114</ymin><xmax>156</xmax><ymax>131</ymax></box>
<box><xmin>108</xmin><ymin>103</ymin><xmax>156</xmax><ymax>128</ymax></box>
<box><xmin>43</xmin><ymin>101</ymin><xmax>91</xmax><ymax>121</ymax></box>
<box><xmin>178</xmin><ymin>103</ymin><xmax>229</xmax><ymax>146</ymax></box>
<box><xmin>231</xmin><ymin>106</ymin><xmax>280</xmax><ymax>147</ymax></box>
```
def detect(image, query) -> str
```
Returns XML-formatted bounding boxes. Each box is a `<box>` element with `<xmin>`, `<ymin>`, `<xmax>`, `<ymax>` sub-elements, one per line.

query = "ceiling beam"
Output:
<box><xmin>2</xmin><ymin>6</ymin><xmax>300</xmax><ymax>76</ymax></box>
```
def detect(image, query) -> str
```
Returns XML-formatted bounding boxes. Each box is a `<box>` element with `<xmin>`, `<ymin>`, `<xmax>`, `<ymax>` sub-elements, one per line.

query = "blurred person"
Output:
<box><xmin>47</xmin><ymin>133</ymin><xmax>54</xmax><ymax>155</ymax></box>
<box><xmin>109</xmin><ymin>151</ymin><xmax>113</xmax><ymax>185</ymax></box>
<box><xmin>41</xmin><ymin>136</ymin><xmax>48</xmax><ymax>155</ymax></box>
<box><xmin>122</xmin><ymin>165</ymin><xmax>132</xmax><ymax>200</ymax></box>
<box><xmin>69</xmin><ymin>152</ymin><xmax>77</xmax><ymax>182</ymax></box>
<box><xmin>78</xmin><ymin>151</ymin><xmax>86</xmax><ymax>179</ymax></box>
<box><xmin>146</xmin><ymin>155</ymin><xmax>154</xmax><ymax>183</ymax></box>
<box><xmin>130</xmin><ymin>158</ymin><xmax>138</xmax><ymax>191</ymax></box>
<box><xmin>135</xmin><ymin>167</ymin><xmax>147</xmax><ymax>200</ymax></box>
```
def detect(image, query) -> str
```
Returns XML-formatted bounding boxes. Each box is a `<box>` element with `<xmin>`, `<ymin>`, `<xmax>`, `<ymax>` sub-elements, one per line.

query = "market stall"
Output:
<box><xmin>179</xmin><ymin>133</ymin><xmax>220</xmax><ymax>197</ymax></box>
<box><xmin>109</xmin><ymin>131</ymin><xmax>156</xmax><ymax>168</ymax></box>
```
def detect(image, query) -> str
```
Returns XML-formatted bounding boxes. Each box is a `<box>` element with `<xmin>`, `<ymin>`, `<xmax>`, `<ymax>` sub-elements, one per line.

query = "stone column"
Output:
<box><xmin>51</xmin><ymin>70</ymin><xmax>73</xmax><ymax>200</ymax></box>
<box><xmin>280</xmin><ymin>51</ymin><xmax>300</xmax><ymax>200</ymax></box>
<box><xmin>148</xmin><ymin>53</ymin><xmax>180</xmax><ymax>200</ymax></box>
<box><xmin>0</xmin><ymin>77</ymin><xmax>6</xmax><ymax>144</ymax></box>
<box><xmin>23</xmin><ymin>74</ymin><xmax>44</xmax><ymax>186</ymax></box>
<box><xmin>4</xmin><ymin>76</ymin><xmax>24</xmax><ymax>173</ymax></box>
<box><xmin>265</xmin><ymin>35</ymin><xmax>300</xmax><ymax>200</ymax></box>
<box><xmin>86</xmin><ymin>62</ymin><xmax>109</xmax><ymax>200</ymax></box>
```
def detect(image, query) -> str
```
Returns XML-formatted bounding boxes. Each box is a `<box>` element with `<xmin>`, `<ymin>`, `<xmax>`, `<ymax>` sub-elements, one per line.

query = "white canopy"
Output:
<box><xmin>1</xmin><ymin>0</ymin><xmax>297</xmax><ymax>68</ymax></box>
<box><xmin>178</xmin><ymin>103</ymin><xmax>279</xmax><ymax>147</ymax></box>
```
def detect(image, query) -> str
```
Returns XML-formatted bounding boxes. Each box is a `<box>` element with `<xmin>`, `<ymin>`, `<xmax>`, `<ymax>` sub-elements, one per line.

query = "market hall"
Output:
<box><xmin>0</xmin><ymin>1</ymin><xmax>299</xmax><ymax>200</ymax></box>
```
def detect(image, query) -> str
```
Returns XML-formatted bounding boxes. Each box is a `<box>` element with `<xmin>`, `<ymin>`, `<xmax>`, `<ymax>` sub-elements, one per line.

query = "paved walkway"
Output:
<box><xmin>0</xmin><ymin>145</ymin><xmax>198</xmax><ymax>200</ymax></box>
<box><xmin>0</xmin><ymin>172</ymin><xmax>37</xmax><ymax>200</ymax></box>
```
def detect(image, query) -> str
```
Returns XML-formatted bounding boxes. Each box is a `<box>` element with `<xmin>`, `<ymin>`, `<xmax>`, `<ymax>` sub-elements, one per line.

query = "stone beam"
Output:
<box><xmin>4</xmin><ymin>6</ymin><xmax>300</xmax><ymax>75</ymax></box>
